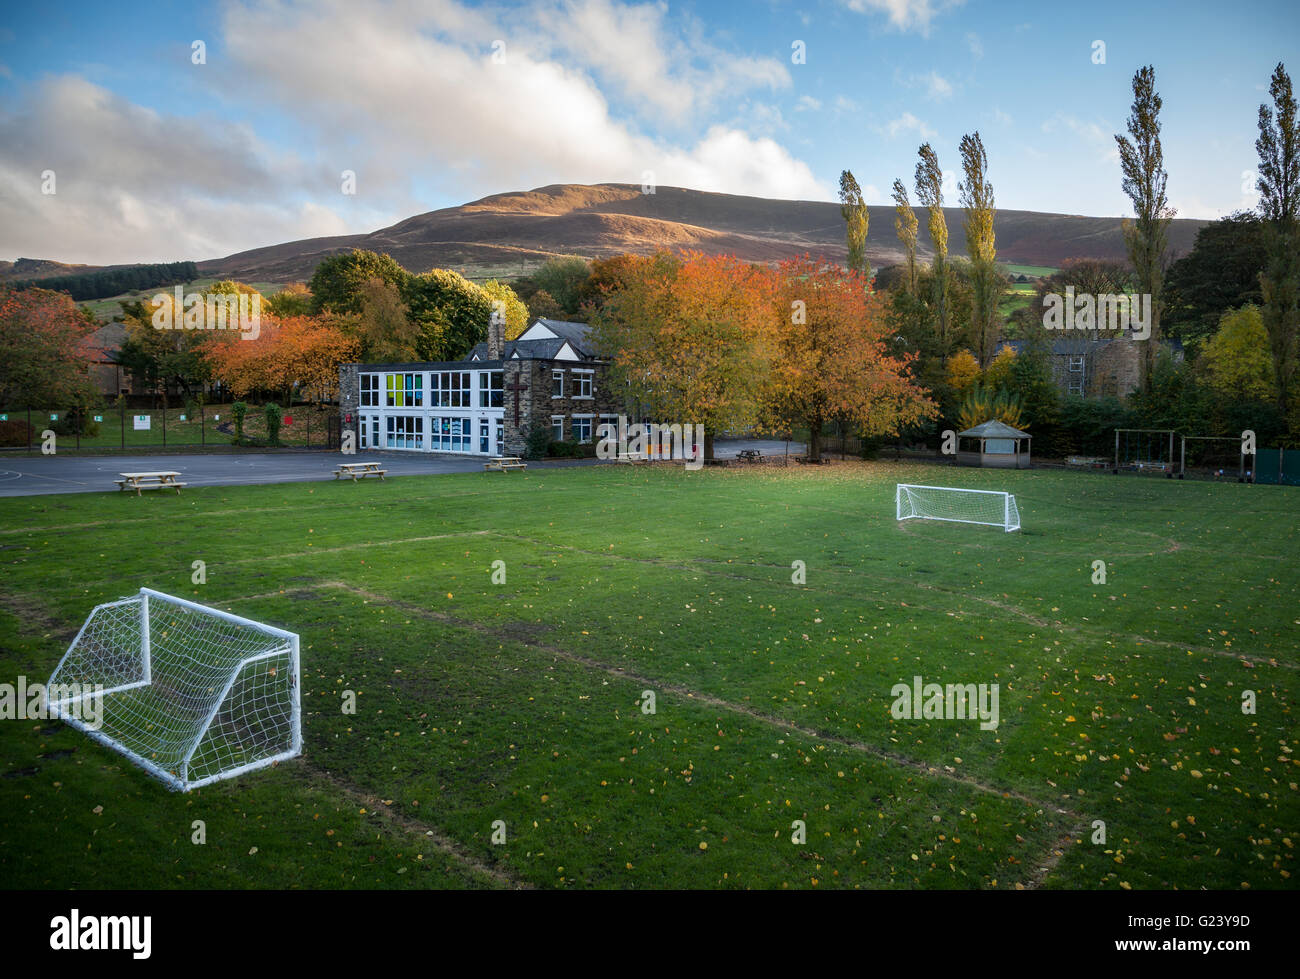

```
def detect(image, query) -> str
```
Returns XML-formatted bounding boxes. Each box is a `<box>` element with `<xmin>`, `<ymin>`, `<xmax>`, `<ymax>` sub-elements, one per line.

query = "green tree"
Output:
<box><xmin>1114</xmin><ymin>65</ymin><xmax>1175</xmax><ymax>393</ymax></box>
<box><xmin>1255</xmin><ymin>62</ymin><xmax>1300</xmax><ymax>417</ymax></box>
<box><xmin>958</xmin><ymin>131</ymin><xmax>1000</xmax><ymax>365</ymax></box>
<box><xmin>308</xmin><ymin>250</ymin><xmax>409</xmax><ymax>315</ymax></box>
<box><xmin>1162</xmin><ymin>212</ymin><xmax>1267</xmax><ymax>348</ymax></box>
<box><xmin>402</xmin><ymin>268</ymin><xmax>493</xmax><ymax>361</ymax></box>
<box><xmin>839</xmin><ymin>169</ymin><xmax>870</xmax><ymax>277</ymax></box>
<box><xmin>915</xmin><ymin>143</ymin><xmax>952</xmax><ymax>355</ymax></box>
<box><xmin>891</xmin><ymin>178</ymin><xmax>919</xmax><ymax>294</ymax></box>
<box><xmin>533</xmin><ymin>256</ymin><xmax>591</xmax><ymax>316</ymax></box>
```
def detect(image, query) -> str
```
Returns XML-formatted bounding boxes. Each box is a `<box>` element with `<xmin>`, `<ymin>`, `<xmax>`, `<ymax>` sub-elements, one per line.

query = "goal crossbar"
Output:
<box><xmin>896</xmin><ymin>483</ymin><xmax>1021</xmax><ymax>532</ymax></box>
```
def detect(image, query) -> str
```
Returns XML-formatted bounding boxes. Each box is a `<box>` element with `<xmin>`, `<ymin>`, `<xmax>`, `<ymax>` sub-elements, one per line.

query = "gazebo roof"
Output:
<box><xmin>958</xmin><ymin>419</ymin><xmax>1030</xmax><ymax>439</ymax></box>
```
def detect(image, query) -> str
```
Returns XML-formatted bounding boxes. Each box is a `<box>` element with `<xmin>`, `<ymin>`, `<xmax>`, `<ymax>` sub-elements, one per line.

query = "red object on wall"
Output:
<box><xmin>283</xmin><ymin>416</ymin><xmax>293</xmax><ymax>426</ymax></box>
<box><xmin>345</xmin><ymin>413</ymin><xmax>352</xmax><ymax>424</ymax></box>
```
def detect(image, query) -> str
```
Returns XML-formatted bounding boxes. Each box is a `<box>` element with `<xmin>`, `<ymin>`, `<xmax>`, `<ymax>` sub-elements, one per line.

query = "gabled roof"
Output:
<box><xmin>469</xmin><ymin>319</ymin><xmax>600</xmax><ymax>362</ymax></box>
<box><xmin>959</xmin><ymin>419</ymin><xmax>1030</xmax><ymax>439</ymax></box>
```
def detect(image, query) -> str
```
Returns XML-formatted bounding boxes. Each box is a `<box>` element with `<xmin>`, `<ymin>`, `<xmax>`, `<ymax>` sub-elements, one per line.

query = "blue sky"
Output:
<box><xmin>1</xmin><ymin>0</ymin><xmax>1296</xmax><ymax>264</ymax></box>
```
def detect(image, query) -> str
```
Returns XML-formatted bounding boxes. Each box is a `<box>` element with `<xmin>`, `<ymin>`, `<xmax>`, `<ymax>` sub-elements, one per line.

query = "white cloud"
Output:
<box><xmin>0</xmin><ymin>0</ymin><xmax>830</xmax><ymax>264</ymax></box>
<box><xmin>842</xmin><ymin>0</ymin><xmax>964</xmax><ymax>35</ymax></box>
<box><xmin>1043</xmin><ymin>113</ymin><xmax>1120</xmax><ymax>165</ymax></box>
<box><xmin>795</xmin><ymin>95</ymin><xmax>822</xmax><ymax>112</ymax></box>
<box><xmin>965</xmin><ymin>32</ymin><xmax>984</xmax><ymax>58</ymax></box>
<box><xmin>882</xmin><ymin>112</ymin><xmax>937</xmax><ymax>140</ymax></box>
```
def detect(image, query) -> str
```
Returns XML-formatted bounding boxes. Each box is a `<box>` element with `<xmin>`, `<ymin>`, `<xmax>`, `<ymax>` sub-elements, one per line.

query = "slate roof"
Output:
<box><xmin>958</xmin><ymin>419</ymin><xmax>1031</xmax><ymax>439</ymax></box>
<box><xmin>468</xmin><ymin>319</ymin><xmax>601</xmax><ymax>362</ymax></box>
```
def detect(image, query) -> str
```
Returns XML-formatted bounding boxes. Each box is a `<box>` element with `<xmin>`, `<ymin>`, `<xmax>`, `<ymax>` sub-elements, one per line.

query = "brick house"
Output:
<box><xmin>338</xmin><ymin>319</ymin><xmax>633</xmax><ymax>457</ymax></box>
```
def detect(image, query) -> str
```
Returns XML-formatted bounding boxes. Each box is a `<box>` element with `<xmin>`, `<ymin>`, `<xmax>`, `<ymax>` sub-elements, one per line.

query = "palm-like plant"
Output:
<box><xmin>957</xmin><ymin>381</ymin><xmax>1024</xmax><ymax>431</ymax></box>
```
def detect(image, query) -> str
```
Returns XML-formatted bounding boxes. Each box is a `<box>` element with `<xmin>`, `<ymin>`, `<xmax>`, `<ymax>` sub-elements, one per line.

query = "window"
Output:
<box><xmin>574</xmin><ymin>370</ymin><xmax>593</xmax><ymax>399</ymax></box>
<box><xmin>359</xmin><ymin>415</ymin><xmax>369</xmax><ymax>449</ymax></box>
<box><xmin>385</xmin><ymin>415</ymin><xmax>424</xmax><ymax>450</ymax></box>
<box><xmin>360</xmin><ymin>374</ymin><xmax>379</xmax><ymax>407</ymax></box>
<box><xmin>479</xmin><ymin>371</ymin><xmax>503</xmax><ymax>408</ymax></box>
<box><xmin>1067</xmin><ymin>356</ymin><xmax>1085</xmax><ymax>372</ymax></box>
<box><xmin>385</xmin><ymin>373</ymin><xmax>422</xmax><ymax>407</ymax></box>
<box><xmin>432</xmin><ymin>372</ymin><xmax>471</xmax><ymax>408</ymax></box>
<box><xmin>496</xmin><ymin>419</ymin><xmax>504</xmax><ymax>452</ymax></box>
<box><xmin>598</xmin><ymin>414</ymin><xmax>619</xmax><ymax>442</ymax></box>
<box><xmin>479</xmin><ymin>419</ymin><xmax>490</xmax><ymax>454</ymax></box>
<box><xmin>572</xmin><ymin>416</ymin><xmax>593</xmax><ymax>443</ymax></box>
<box><xmin>551</xmin><ymin>415</ymin><xmax>564</xmax><ymax>441</ymax></box>
<box><xmin>552</xmin><ymin>370</ymin><xmax>564</xmax><ymax>398</ymax></box>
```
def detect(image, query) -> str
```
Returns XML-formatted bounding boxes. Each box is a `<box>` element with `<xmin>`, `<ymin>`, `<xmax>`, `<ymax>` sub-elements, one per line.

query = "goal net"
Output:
<box><xmin>896</xmin><ymin>483</ymin><xmax>1021</xmax><ymax>532</ymax></box>
<box><xmin>46</xmin><ymin>588</ymin><xmax>301</xmax><ymax>791</ymax></box>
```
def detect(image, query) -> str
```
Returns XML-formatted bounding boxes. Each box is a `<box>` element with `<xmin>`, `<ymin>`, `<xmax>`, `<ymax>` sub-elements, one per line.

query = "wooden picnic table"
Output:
<box><xmin>116</xmin><ymin>471</ymin><xmax>186</xmax><ymax>495</ymax></box>
<box><xmin>484</xmin><ymin>456</ymin><xmax>527</xmax><ymax>472</ymax></box>
<box><xmin>333</xmin><ymin>461</ymin><xmax>388</xmax><ymax>481</ymax></box>
<box><xmin>737</xmin><ymin>449</ymin><xmax>763</xmax><ymax>463</ymax></box>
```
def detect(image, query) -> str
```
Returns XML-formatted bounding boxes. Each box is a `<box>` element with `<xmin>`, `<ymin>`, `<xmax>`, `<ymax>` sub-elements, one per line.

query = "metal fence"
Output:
<box><xmin>0</xmin><ymin>404</ymin><xmax>340</xmax><ymax>453</ymax></box>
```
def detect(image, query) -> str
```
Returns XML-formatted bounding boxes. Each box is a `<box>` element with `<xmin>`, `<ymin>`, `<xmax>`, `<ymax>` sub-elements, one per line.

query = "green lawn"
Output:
<box><xmin>0</xmin><ymin>462</ymin><xmax>1296</xmax><ymax>890</ymax></box>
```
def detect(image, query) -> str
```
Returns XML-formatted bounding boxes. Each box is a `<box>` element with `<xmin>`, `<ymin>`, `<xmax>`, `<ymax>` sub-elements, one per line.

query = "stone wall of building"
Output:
<box><xmin>338</xmin><ymin>363</ymin><xmax>360</xmax><ymax>450</ymax></box>
<box><xmin>501</xmin><ymin>360</ymin><xmax>621</xmax><ymax>454</ymax></box>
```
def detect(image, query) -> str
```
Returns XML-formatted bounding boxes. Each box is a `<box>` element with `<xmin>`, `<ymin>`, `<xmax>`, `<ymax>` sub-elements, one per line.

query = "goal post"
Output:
<box><xmin>896</xmin><ymin>483</ymin><xmax>1021</xmax><ymax>532</ymax></box>
<box><xmin>47</xmin><ymin>588</ymin><xmax>301</xmax><ymax>792</ymax></box>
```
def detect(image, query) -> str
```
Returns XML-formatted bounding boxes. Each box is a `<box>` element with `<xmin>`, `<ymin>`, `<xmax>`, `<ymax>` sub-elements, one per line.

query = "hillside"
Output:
<box><xmin>199</xmin><ymin>183</ymin><xmax>1207</xmax><ymax>282</ymax></box>
<box><xmin>12</xmin><ymin>183</ymin><xmax>1211</xmax><ymax>285</ymax></box>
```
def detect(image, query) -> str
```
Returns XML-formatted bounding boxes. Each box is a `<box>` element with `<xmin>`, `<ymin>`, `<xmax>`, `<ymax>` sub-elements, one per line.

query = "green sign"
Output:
<box><xmin>179</xmin><ymin>414</ymin><xmax>187</xmax><ymax>422</ymax></box>
<box><xmin>50</xmin><ymin>413</ymin><xmax>59</xmax><ymax>421</ymax></box>
<box><xmin>0</xmin><ymin>414</ymin><xmax>7</xmax><ymax>422</ymax></box>
<box><xmin>93</xmin><ymin>415</ymin><xmax>103</xmax><ymax>423</ymax></box>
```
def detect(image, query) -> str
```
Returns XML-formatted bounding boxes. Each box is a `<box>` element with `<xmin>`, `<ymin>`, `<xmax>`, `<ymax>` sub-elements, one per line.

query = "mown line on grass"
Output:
<box><xmin>296</xmin><ymin>762</ymin><xmax>528</xmax><ymax>890</ymax></box>
<box><xmin>487</xmin><ymin>532</ymin><xmax>1295</xmax><ymax>672</ymax></box>
<box><xmin>233</xmin><ymin>579</ymin><xmax>1083</xmax><ymax>834</ymax></box>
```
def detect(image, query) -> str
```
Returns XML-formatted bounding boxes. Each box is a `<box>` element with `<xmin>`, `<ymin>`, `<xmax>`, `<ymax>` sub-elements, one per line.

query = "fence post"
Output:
<box><xmin>162</xmin><ymin>404</ymin><xmax>166</xmax><ymax>446</ymax></box>
<box><xmin>26</xmin><ymin>407</ymin><xmax>32</xmax><ymax>455</ymax></box>
<box><xmin>121</xmin><ymin>400</ymin><xmax>125</xmax><ymax>450</ymax></box>
<box><xmin>201</xmin><ymin>404</ymin><xmax>205</xmax><ymax>447</ymax></box>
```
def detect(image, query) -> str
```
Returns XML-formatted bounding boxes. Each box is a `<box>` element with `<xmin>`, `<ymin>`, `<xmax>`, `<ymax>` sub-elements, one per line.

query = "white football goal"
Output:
<box><xmin>47</xmin><ymin>588</ymin><xmax>301</xmax><ymax>791</ymax></box>
<box><xmin>896</xmin><ymin>483</ymin><xmax>1021</xmax><ymax>532</ymax></box>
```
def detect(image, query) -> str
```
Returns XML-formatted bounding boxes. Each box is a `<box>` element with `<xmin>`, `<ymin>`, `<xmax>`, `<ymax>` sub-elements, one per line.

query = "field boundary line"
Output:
<box><xmin>298</xmin><ymin>761</ymin><xmax>529</xmax><ymax>890</ymax></box>
<box><xmin>258</xmin><ymin>580</ymin><xmax>1084</xmax><ymax>824</ymax></box>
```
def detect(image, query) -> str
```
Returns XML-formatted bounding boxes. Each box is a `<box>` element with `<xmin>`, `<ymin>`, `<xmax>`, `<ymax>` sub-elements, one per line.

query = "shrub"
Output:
<box><xmin>231</xmin><ymin>401</ymin><xmax>248</xmax><ymax>444</ymax></box>
<box><xmin>525</xmin><ymin>425</ymin><xmax>551</xmax><ymax>460</ymax></box>
<box><xmin>264</xmin><ymin>403</ymin><xmax>282</xmax><ymax>446</ymax></box>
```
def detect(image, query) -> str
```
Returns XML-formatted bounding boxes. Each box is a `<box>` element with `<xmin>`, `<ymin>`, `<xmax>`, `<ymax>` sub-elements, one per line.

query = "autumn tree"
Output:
<box><xmin>527</xmin><ymin>290</ymin><xmax>567</xmax><ymax>322</ymax></box>
<box><xmin>0</xmin><ymin>287</ymin><xmax>99</xmax><ymax>408</ymax></box>
<box><xmin>590</xmin><ymin>251</ymin><xmax>776</xmax><ymax>459</ymax></box>
<box><xmin>266</xmin><ymin>282</ymin><xmax>313</xmax><ymax>318</ymax></box>
<box><xmin>356</xmin><ymin>277</ymin><xmax>417</xmax><ymax>361</ymax></box>
<box><xmin>839</xmin><ymin>170</ymin><xmax>870</xmax><ymax>278</ymax></box>
<box><xmin>482</xmin><ymin>279</ymin><xmax>530</xmax><ymax>340</ymax></box>
<box><xmin>891</xmin><ymin>178</ymin><xmax>919</xmax><ymax>294</ymax></box>
<box><xmin>1200</xmin><ymin>305</ymin><xmax>1277</xmax><ymax>404</ymax></box>
<box><xmin>766</xmin><ymin>257</ymin><xmax>935</xmax><ymax>459</ymax></box>
<box><xmin>1115</xmin><ymin>64</ymin><xmax>1175</xmax><ymax>393</ymax></box>
<box><xmin>116</xmin><ymin>298</ymin><xmax>212</xmax><ymax>404</ymax></box>
<box><xmin>915</xmin><ymin>142</ymin><xmax>952</xmax><ymax>355</ymax></box>
<box><xmin>959</xmin><ymin>131</ymin><xmax>1000</xmax><ymax>365</ymax></box>
<box><xmin>1256</xmin><ymin>62</ymin><xmax>1300</xmax><ymax>416</ymax></box>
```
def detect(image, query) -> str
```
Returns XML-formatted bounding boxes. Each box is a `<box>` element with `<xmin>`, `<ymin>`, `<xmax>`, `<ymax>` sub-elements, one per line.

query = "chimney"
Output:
<box><xmin>487</xmin><ymin>305</ymin><xmax>504</xmax><ymax>360</ymax></box>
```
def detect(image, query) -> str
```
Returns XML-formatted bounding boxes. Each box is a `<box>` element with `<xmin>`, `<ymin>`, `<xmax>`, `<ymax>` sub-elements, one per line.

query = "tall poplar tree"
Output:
<box><xmin>1115</xmin><ymin>65</ymin><xmax>1175</xmax><ymax>393</ymax></box>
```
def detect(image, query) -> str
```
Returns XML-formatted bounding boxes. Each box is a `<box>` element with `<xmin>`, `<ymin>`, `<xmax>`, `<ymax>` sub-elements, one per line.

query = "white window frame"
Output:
<box><xmin>551</xmin><ymin>369</ymin><xmax>564</xmax><ymax>398</ymax></box>
<box><xmin>550</xmin><ymin>415</ymin><xmax>564</xmax><ymax>441</ymax></box>
<box><xmin>573</xmin><ymin>369</ymin><xmax>594</xmax><ymax>399</ymax></box>
<box><xmin>572</xmin><ymin>414</ymin><xmax>594</xmax><ymax>444</ymax></box>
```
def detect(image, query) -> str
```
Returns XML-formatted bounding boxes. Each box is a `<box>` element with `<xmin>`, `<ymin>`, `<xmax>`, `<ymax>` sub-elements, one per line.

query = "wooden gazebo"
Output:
<box><xmin>957</xmin><ymin>419</ymin><xmax>1032</xmax><ymax>469</ymax></box>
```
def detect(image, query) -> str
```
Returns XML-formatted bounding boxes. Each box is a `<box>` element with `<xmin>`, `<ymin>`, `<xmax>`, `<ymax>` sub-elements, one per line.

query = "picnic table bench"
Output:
<box><xmin>484</xmin><ymin>456</ymin><xmax>527</xmax><ymax>472</ymax></box>
<box><xmin>737</xmin><ymin>449</ymin><xmax>763</xmax><ymax>463</ymax></box>
<box><xmin>333</xmin><ymin>461</ymin><xmax>388</xmax><ymax>481</ymax></box>
<box><xmin>116</xmin><ymin>471</ymin><xmax>186</xmax><ymax>495</ymax></box>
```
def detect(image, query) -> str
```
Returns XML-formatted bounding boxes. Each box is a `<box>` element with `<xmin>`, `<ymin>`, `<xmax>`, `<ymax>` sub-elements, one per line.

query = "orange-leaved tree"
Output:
<box><xmin>766</xmin><ymin>257</ymin><xmax>937</xmax><ymax>459</ymax></box>
<box><xmin>591</xmin><ymin>251</ymin><xmax>777</xmax><ymax>459</ymax></box>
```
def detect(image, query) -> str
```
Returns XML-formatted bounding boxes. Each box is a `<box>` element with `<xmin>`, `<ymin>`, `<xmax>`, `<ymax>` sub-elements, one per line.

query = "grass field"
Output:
<box><xmin>0</xmin><ymin>462</ymin><xmax>1296</xmax><ymax>890</ymax></box>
